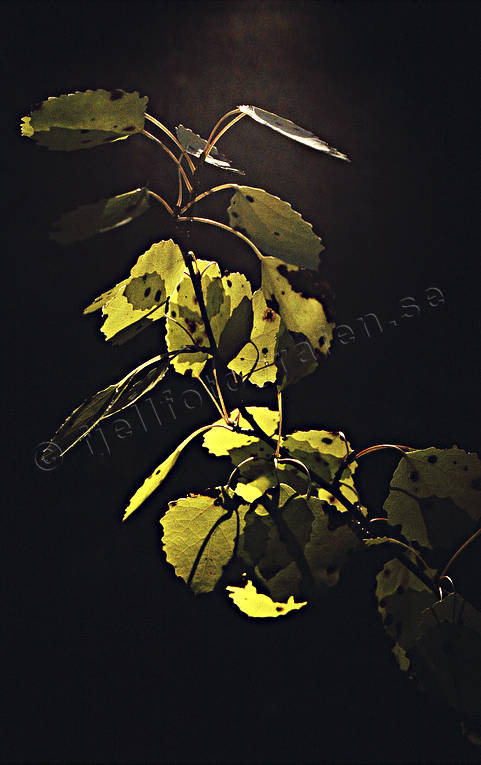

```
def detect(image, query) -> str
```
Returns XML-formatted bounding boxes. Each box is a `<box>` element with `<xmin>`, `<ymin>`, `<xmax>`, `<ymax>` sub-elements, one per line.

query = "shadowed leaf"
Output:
<box><xmin>176</xmin><ymin>124</ymin><xmax>244</xmax><ymax>173</ymax></box>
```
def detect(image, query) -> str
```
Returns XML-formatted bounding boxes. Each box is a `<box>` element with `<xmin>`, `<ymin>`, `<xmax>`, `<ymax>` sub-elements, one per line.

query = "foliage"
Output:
<box><xmin>23</xmin><ymin>90</ymin><xmax>481</xmax><ymax>747</ymax></box>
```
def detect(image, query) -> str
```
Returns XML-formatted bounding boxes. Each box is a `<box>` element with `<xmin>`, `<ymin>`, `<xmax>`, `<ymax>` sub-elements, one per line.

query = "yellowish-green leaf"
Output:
<box><xmin>238</xmin><ymin>104</ymin><xmax>349</xmax><ymax>161</ymax></box>
<box><xmin>275</xmin><ymin>324</ymin><xmax>319</xmax><ymax>389</ymax></box>
<box><xmin>21</xmin><ymin>89</ymin><xmax>147</xmax><ymax>150</ymax></box>
<box><xmin>40</xmin><ymin>356</ymin><xmax>169</xmax><ymax>462</ymax></box>
<box><xmin>229</xmin><ymin>289</ymin><xmax>281</xmax><ymax>386</ymax></box>
<box><xmin>384</xmin><ymin>447</ymin><xmax>481</xmax><ymax>564</ymax></box>
<box><xmin>176</xmin><ymin>124</ymin><xmax>244</xmax><ymax>174</ymax></box>
<box><xmin>160</xmin><ymin>490</ymin><xmax>249</xmax><ymax>594</ymax></box>
<box><xmin>226</xmin><ymin>579</ymin><xmax>307</xmax><ymax>618</ymax></box>
<box><xmin>227</xmin><ymin>186</ymin><xmax>323</xmax><ymax>268</ymax></box>
<box><xmin>239</xmin><ymin>484</ymin><xmax>362</xmax><ymax>601</ymax></box>
<box><xmin>85</xmin><ymin>239</ymin><xmax>185</xmax><ymax>343</ymax></box>
<box><xmin>124</xmin><ymin>423</ymin><xmax>227</xmax><ymax>521</ymax></box>
<box><xmin>261</xmin><ymin>256</ymin><xmax>334</xmax><ymax>354</ymax></box>
<box><xmin>50</xmin><ymin>187</ymin><xmax>150</xmax><ymax>244</ymax></box>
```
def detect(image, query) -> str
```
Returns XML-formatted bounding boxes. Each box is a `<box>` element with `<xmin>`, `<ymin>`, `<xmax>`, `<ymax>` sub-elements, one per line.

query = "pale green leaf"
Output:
<box><xmin>239</xmin><ymin>484</ymin><xmax>362</xmax><ymax>601</ymax></box>
<box><xmin>176</xmin><ymin>124</ymin><xmax>244</xmax><ymax>174</ymax></box>
<box><xmin>166</xmin><ymin>264</ymin><xmax>253</xmax><ymax>375</ymax></box>
<box><xmin>21</xmin><ymin>89</ymin><xmax>147</xmax><ymax>150</ymax></box>
<box><xmin>227</xmin><ymin>185</ymin><xmax>323</xmax><ymax>268</ymax></box>
<box><xmin>261</xmin><ymin>256</ymin><xmax>334</xmax><ymax>354</ymax></box>
<box><xmin>124</xmin><ymin>423</ymin><xmax>225</xmax><ymax>521</ymax></box>
<box><xmin>229</xmin><ymin>289</ymin><xmax>281</xmax><ymax>386</ymax></box>
<box><xmin>383</xmin><ymin>447</ymin><xmax>481</xmax><ymax>564</ymax></box>
<box><xmin>50</xmin><ymin>187</ymin><xmax>150</xmax><ymax>244</ymax></box>
<box><xmin>40</xmin><ymin>356</ymin><xmax>169</xmax><ymax>462</ymax></box>
<box><xmin>160</xmin><ymin>490</ymin><xmax>249</xmax><ymax>594</ymax></box>
<box><xmin>84</xmin><ymin>239</ymin><xmax>185</xmax><ymax>343</ymax></box>
<box><xmin>226</xmin><ymin>579</ymin><xmax>307</xmax><ymax>618</ymax></box>
<box><xmin>238</xmin><ymin>104</ymin><xmax>349</xmax><ymax>161</ymax></box>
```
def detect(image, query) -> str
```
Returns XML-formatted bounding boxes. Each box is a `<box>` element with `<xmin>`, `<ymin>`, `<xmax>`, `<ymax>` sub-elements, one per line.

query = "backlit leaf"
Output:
<box><xmin>40</xmin><ymin>356</ymin><xmax>169</xmax><ymax>462</ymax></box>
<box><xmin>274</xmin><ymin>325</ymin><xmax>319</xmax><ymax>389</ymax></box>
<box><xmin>160</xmin><ymin>490</ymin><xmax>249</xmax><ymax>594</ymax></box>
<box><xmin>383</xmin><ymin>447</ymin><xmax>481</xmax><ymax>565</ymax></box>
<box><xmin>166</xmin><ymin>263</ymin><xmax>253</xmax><ymax>375</ymax></box>
<box><xmin>227</xmin><ymin>185</ymin><xmax>323</xmax><ymax>268</ymax></box>
<box><xmin>50</xmin><ymin>187</ymin><xmax>150</xmax><ymax>244</ymax></box>
<box><xmin>239</xmin><ymin>484</ymin><xmax>362</xmax><ymax>601</ymax></box>
<box><xmin>124</xmin><ymin>423</ymin><xmax>226</xmax><ymax>521</ymax></box>
<box><xmin>261</xmin><ymin>256</ymin><xmax>334</xmax><ymax>354</ymax></box>
<box><xmin>238</xmin><ymin>104</ymin><xmax>349</xmax><ymax>161</ymax></box>
<box><xmin>176</xmin><ymin>124</ymin><xmax>244</xmax><ymax>174</ymax></box>
<box><xmin>84</xmin><ymin>239</ymin><xmax>185</xmax><ymax>343</ymax></box>
<box><xmin>21</xmin><ymin>89</ymin><xmax>147</xmax><ymax>150</ymax></box>
<box><xmin>226</xmin><ymin>579</ymin><xmax>307</xmax><ymax>618</ymax></box>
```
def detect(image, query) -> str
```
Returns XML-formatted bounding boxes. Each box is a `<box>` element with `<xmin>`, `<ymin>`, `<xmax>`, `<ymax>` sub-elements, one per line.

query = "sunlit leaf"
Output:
<box><xmin>175</xmin><ymin>124</ymin><xmax>244</xmax><ymax>174</ymax></box>
<box><xmin>227</xmin><ymin>185</ymin><xmax>323</xmax><ymax>268</ymax></box>
<box><xmin>229</xmin><ymin>289</ymin><xmax>281</xmax><ymax>386</ymax></box>
<box><xmin>238</xmin><ymin>104</ymin><xmax>349</xmax><ymax>161</ymax></box>
<box><xmin>261</xmin><ymin>256</ymin><xmax>334</xmax><ymax>354</ymax></box>
<box><xmin>383</xmin><ymin>447</ymin><xmax>481</xmax><ymax>565</ymax></box>
<box><xmin>226</xmin><ymin>579</ymin><xmax>307</xmax><ymax>618</ymax></box>
<box><xmin>39</xmin><ymin>356</ymin><xmax>169</xmax><ymax>462</ymax></box>
<box><xmin>50</xmin><ymin>187</ymin><xmax>150</xmax><ymax>244</ymax></box>
<box><xmin>124</xmin><ymin>423</ymin><xmax>225</xmax><ymax>521</ymax></box>
<box><xmin>239</xmin><ymin>484</ymin><xmax>362</xmax><ymax>601</ymax></box>
<box><xmin>21</xmin><ymin>89</ymin><xmax>147</xmax><ymax>150</ymax></box>
<box><xmin>166</xmin><ymin>263</ymin><xmax>253</xmax><ymax>375</ymax></box>
<box><xmin>84</xmin><ymin>239</ymin><xmax>185</xmax><ymax>343</ymax></box>
<box><xmin>160</xmin><ymin>490</ymin><xmax>249</xmax><ymax>594</ymax></box>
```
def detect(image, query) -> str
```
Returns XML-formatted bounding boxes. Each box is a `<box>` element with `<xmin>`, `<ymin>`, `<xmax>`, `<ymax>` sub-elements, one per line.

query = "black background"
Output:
<box><xmin>3</xmin><ymin>1</ymin><xmax>480</xmax><ymax>762</ymax></box>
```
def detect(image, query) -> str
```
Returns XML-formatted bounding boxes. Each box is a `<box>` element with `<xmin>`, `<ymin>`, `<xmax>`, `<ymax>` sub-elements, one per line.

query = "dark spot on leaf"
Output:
<box><xmin>186</xmin><ymin>319</ymin><xmax>198</xmax><ymax>334</ymax></box>
<box><xmin>234</xmin><ymin>225</ymin><xmax>249</xmax><ymax>236</ymax></box>
<box><xmin>276</xmin><ymin>606</ymin><xmax>284</xmax><ymax>612</ymax></box>
<box><xmin>171</xmin><ymin>310</ymin><xmax>176</xmax><ymax>318</ymax></box>
<box><xmin>261</xmin><ymin>347</ymin><xmax>268</xmax><ymax>355</ymax></box>
<box><xmin>231</xmin><ymin>211</ymin><xmax>238</xmax><ymax>218</ymax></box>
<box><xmin>176</xmin><ymin>284</ymin><xmax>181</xmax><ymax>291</ymax></box>
<box><xmin>328</xmin><ymin>495</ymin><xmax>335</xmax><ymax>503</ymax></box>
<box><xmin>322</xmin><ymin>437</ymin><xmax>333</xmax><ymax>444</ymax></box>
<box><xmin>110</xmin><ymin>89</ymin><xmax>125</xmax><ymax>100</ymax></box>
<box><xmin>246</xmin><ymin>195</ymin><xmax>254</xmax><ymax>203</ymax></box>
<box><xmin>281</xmin><ymin>290</ymin><xmax>285</xmax><ymax>295</ymax></box>
<box><xmin>144</xmin><ymin>287</ymin><xmax>151</xmax><ymax>297</ymax></box>
<box><xmin>154</xmin><ymin>289</ymin><xmax>161</xmax><ymax>302</ymax></box>
<box><xmin>240</xmin><ymin>357</ymin><xmax>244</xmax><ymax>361</ymax></box>
<box><xmin>410</xmin><ymin>470</ymin><xmax>419</xmax><ymax>482</ymax></box>
<box><xmin>262</xmin><ymin>308</ymin><xmax>276</xmax><ymax>322</ymax></box>
<box><xmin>155</xmin><ymin>469</ymin><xmax>161</xmax><ymax>475</ymax></box>
<box><xmin>384</xmin><ymin>568</ymin><xmax>391</xmax><ymax>577</ymax></box>
<box><xmin>274</xmin><ymin>231</ymin><xmax>280</xmax><ymax>236</ymax></box>
<box><xmin>227</xmin><ymin>279</ymin><xmax>232</xmax><ymax>287</ymax></box>
<box><xmin>122</xmin><ymin>125</ymin><xmax>135</xmax><ymax>131</ymax></box>
<box><xmin>319</xmin><ymin>337</ymin><xmax>325</xmax><ymax>347</ymax></box>
<box><xmin>80</xmin><ymin>129</ymin><xmax>90</xmax><ymax>134</ymax></box>
<box><xmin>427</xmin><ymin>455</ymin><xmax>437</xmax><ymax>463</ymax></box>
<box><xmin>266</xmin><ymin>296</ymin><xmax>280</xmax><ymax>315</ymax></box>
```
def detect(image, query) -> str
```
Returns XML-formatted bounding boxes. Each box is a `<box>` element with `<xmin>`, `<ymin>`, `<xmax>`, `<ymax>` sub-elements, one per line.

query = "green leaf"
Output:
<box><xmin>275</xmin><ymin>325</ymin><xmax>319</xmax><ymax>389</ymax></box>
<box><xmin>227</xmin><ymin>186</ymin><xmax>323</xmax><ymax>268</ymax></box>
<box><xmin>21</xmin><ymin>89</ymin><xmax>147</xmax><ymax>150</ymax></box>
<box><xmin>413</xmin><ymin>595</ymin><xmax>481</xmax><ymax>745</ymax></box>
<box><xmin>84</xmin><ymin>239</ymin><xmax>186</xmax><ymax>344</ymax></box>
<box><xmin>41</xmin><ymin>356</ymin><xmax>169</xmax><ymax>461</ymax></box>
<box><xmin>124</xmin><ymin>423</ymin><xmax>225</xmax><ymax>521</ymax></box>
<box><xmin>50</xmin><ymin>187</ymin><xmax>150</xmax><ymax>244</ymax></box>
<box><xmin>229</xmin><ymin>289</ymin><xmax>281</xmax><ymax>386</ymax></box>
<box><xmin>238</xmin><ymin>104</ymin><xmax>349</xmax><ymax>161</ymax></box>
<box><xmin>160</xmin><ymin>490</ymin><xmax>249</xmax><ymax>594</ymax></box>
<box><xmin>375</xmin><ymin>557</ymin><xmax>436</xmax><ymax>672</ymax></box>
<box><xmin>239</xmin><ymin>484</ymin><xmax>362</xmax><ymax>601</ymax></box>
<box><xmin>166</xmin><ymin>264</ymin><xmax>253</xmax><ymax>375</ymax></box>
<box><xmin>175</xmin><ymin>124</ymin><xmax>244</xmax><ymax>174</ymax></box>
<box><xmin>261</xmin><ymin>256</ymin><xmax>334</xmax><ymax>354</ymax></box>
<box><xmin>383</xmin><ymin>447</ymin><xmax>481</xmax><ymax>565</ymax></box>
<box><xmin>226</xmin><ymin>579</ymin><xmax>307</xmax><ymax>618</ymax></box>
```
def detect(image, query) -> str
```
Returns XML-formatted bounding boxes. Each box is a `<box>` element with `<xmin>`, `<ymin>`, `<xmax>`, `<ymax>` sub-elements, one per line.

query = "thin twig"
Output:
<box><xmin>203</xmin><ymin>113</ymin><xmax>246</xmax><ymax>160</ymax></box>
<box><xmin>440</xmin><ymin>527</ymin><xmax>481</xmax><ymax>578</ymax></box>
<box><xmin>147</xmin><ymin>190</ymin><xmax>174</xmax><ymax>216</ymax></box>
<box><xmin>180</xmin><ymin>183</ymin><xmax>239</xmax><ymax>214</ymax></box>
<box><xmin>142</xmin><ymin>130</ymin><xmax>193</xmax><ymax>192</ymax></box>
<box><xmin>177</xmin><ymin>216</ymin><xmax>263</xmax><ymax>260</ymax></box>
<box><xmin>145</xmin><ymin>113</ymin><xmax>196</xmax><ymax>172</ymax></box>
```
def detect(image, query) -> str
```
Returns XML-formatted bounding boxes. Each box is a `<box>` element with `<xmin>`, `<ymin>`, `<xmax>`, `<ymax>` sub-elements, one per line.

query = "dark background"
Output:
<box><xmin>3</xmin><ymin>1</ymin><xmax>480</xmax><ymax>762</ymax></box>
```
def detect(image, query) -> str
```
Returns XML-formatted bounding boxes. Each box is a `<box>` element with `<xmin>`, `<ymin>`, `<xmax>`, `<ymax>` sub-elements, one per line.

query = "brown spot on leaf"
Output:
<box><xmin>322</xmin><ymin>437</ymin><xmax>333</xmax><ymax>444</ymax></box>
<box><xmin>410</xmin><ymin>470</ymin><xmax>419</xmax><ymax>482</ymax></box>
<box><xmin>122</xmin><ymin>125</ymin><xmax>135</xmax><ymax>132</ymax></box>
<box><xmin>427</xmin><ymin>455</ymin><xmax>437</xmax><ymax>464</ymax></box>
<box><xmin>246</xmin><ymin>195</ymin><xmax>254</xmax><ymax>203</ymax></box>
<box><xmin>262</xmin><ymin>308</ymin><xmax>276</xmax><ymax>322</ymax></box>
